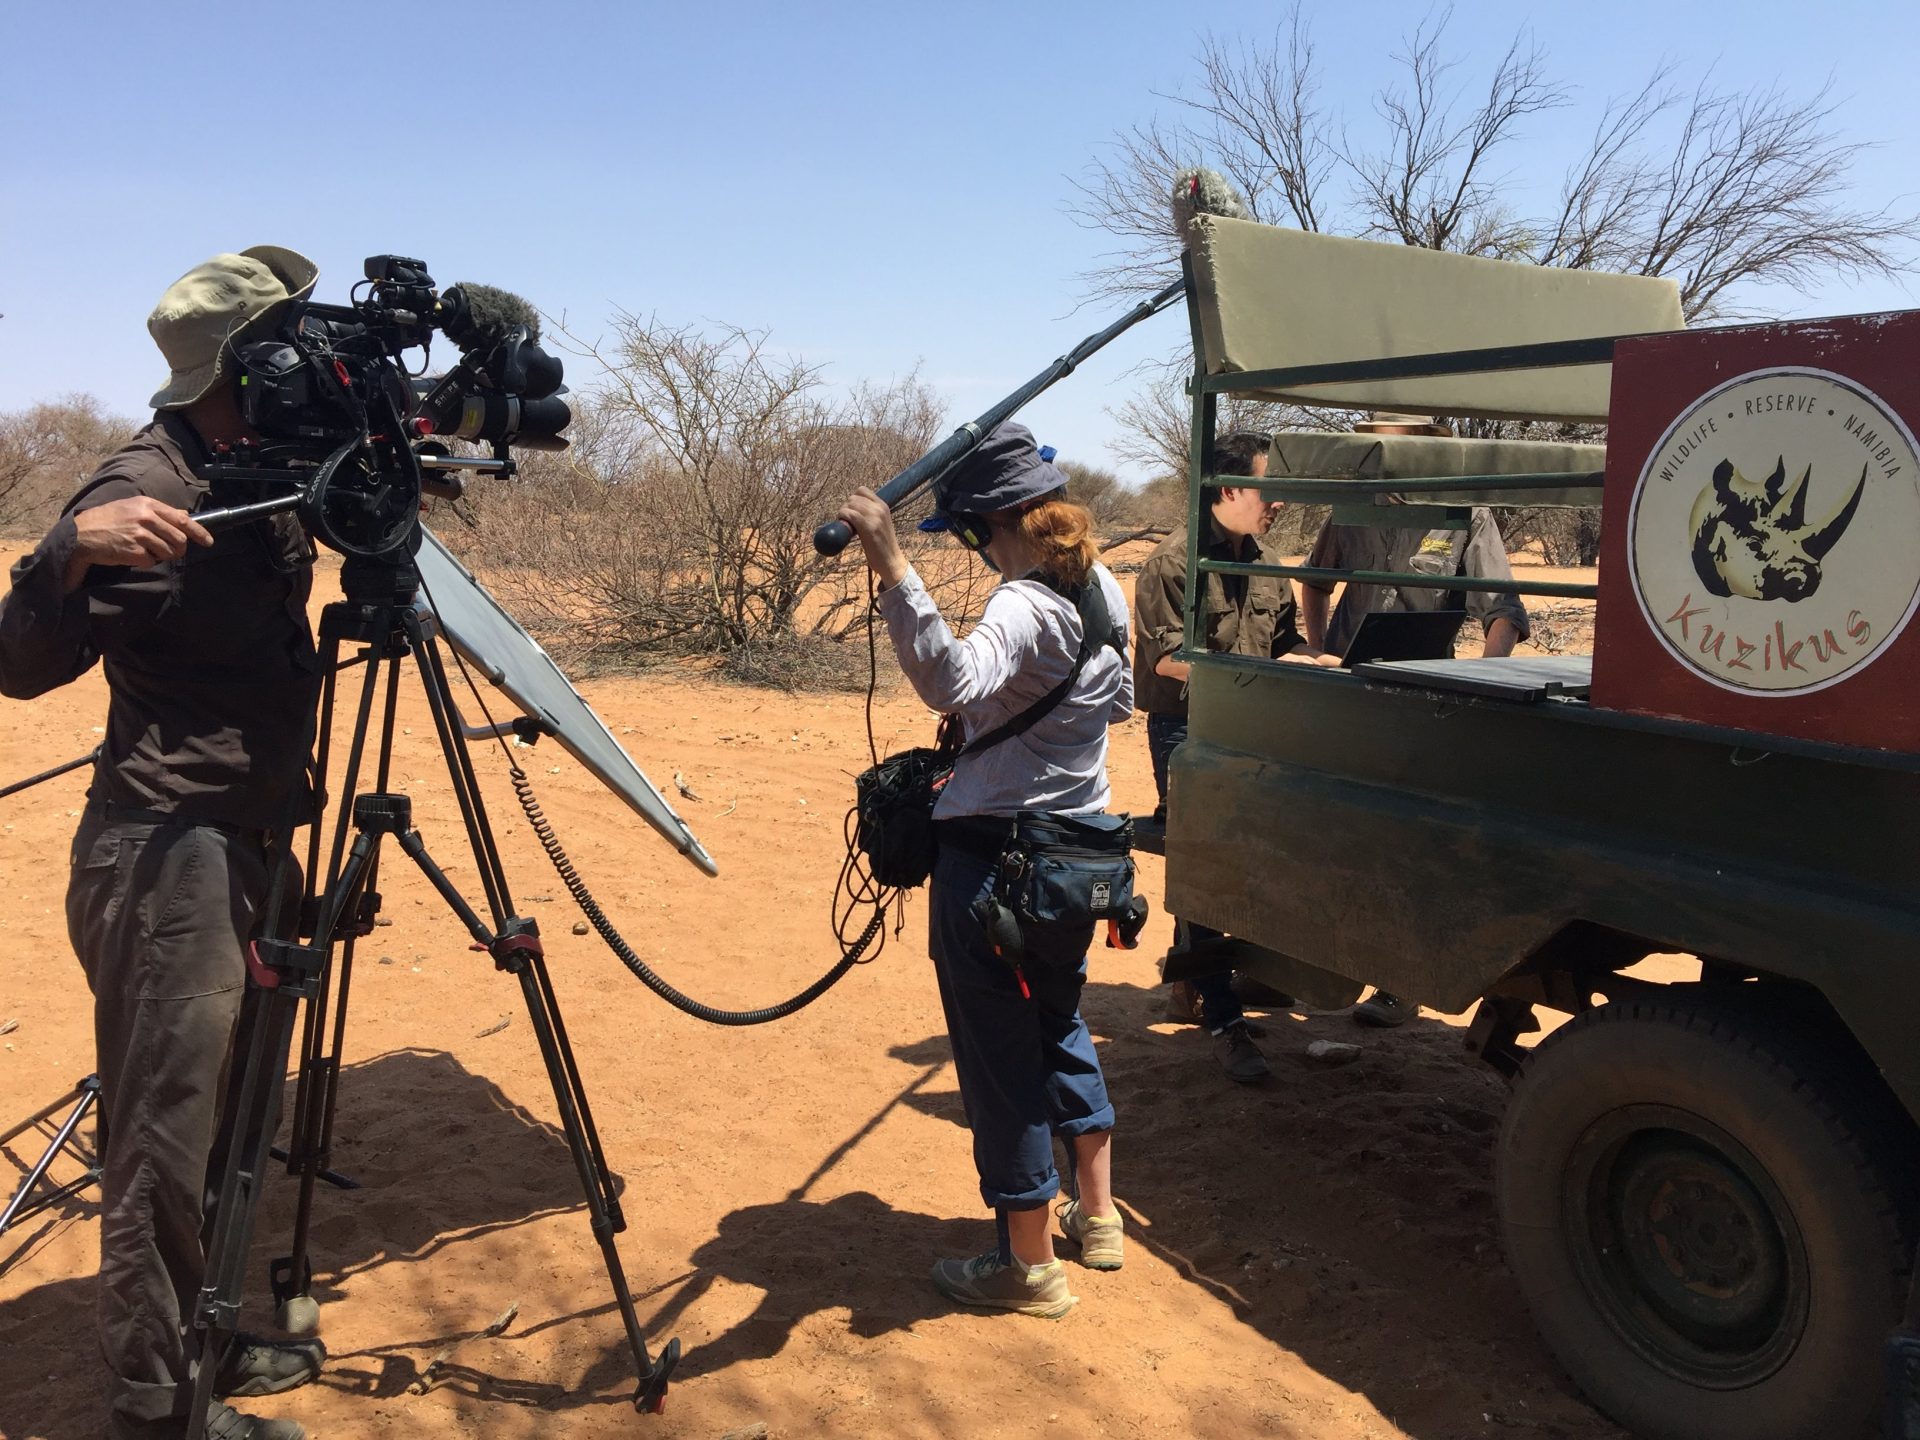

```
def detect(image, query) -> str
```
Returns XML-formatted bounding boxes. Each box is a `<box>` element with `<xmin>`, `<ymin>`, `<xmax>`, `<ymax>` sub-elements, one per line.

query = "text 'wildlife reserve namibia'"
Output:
<box><xmin>1628</xmin><ymin>368</ymin><xmax>1920</xmax><ymax>696</ymax></box>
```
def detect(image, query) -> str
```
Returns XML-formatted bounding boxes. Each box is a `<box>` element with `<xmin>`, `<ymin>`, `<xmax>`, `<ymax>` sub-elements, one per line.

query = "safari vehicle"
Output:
<box><xmin>1160</xmin><ymin>215</ymin><xmax>1920</xmax><ymax>1440</ymax></box>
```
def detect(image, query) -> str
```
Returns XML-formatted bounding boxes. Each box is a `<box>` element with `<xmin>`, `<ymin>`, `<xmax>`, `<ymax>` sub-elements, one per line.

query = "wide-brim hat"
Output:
<box><xmin>919</xmin><ymin>422</ymin><xmax>1067</xmax><ymax>531</ymax></box>
<box><xmin>148</xmin><ymin>245</ymin><xmax>319</xmax><ymax>410</ymax></box>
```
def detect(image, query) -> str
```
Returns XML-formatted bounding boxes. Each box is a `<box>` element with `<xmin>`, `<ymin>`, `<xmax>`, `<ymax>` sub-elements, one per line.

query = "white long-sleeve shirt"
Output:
<box><xmin>875</xmin><ymin>564</ymin><xmax>1134</xmax><ymax>819</ymax></box>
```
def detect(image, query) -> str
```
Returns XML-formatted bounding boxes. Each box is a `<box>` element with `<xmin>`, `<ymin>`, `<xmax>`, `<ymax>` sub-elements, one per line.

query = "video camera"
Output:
<box><xmin>204</xmin><ymin>254</ymin><xmax>570</xmax><ymax>562</ymax></box>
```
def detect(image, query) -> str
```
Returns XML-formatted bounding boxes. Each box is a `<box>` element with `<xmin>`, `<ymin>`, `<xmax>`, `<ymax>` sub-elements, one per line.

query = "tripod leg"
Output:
<box><xmin>184</xmin><ymin>965</ymin><xmax>313</xmax><ymax>1440</ymax></box>
<box><xmin>512</xmin><ymin>945</ymin><xmax>678</xmax><ymax>1411</ymax></box>
<box><xmin>271</xmin><ymin>635</ymin><xmax>397</xmax><ymax>1331</ymax></box>
<box><xmin>186</xmin><ymin>831</ymin><xmax>381</xmax><ymax>1440</ymax></box>
<box><xmin>391</xmin><ymin>825</ymin><xmax>680</xmax><ymax>1413</ymax></box>
<box><xmin>0</xmin><ymin>1076</ymin><xmax>101</xmax><ymax>1235</ymax></box>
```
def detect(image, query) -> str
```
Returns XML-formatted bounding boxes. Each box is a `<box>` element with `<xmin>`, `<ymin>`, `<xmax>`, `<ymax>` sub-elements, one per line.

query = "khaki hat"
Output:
<box><xmin>147</xmin><ymin>245</ymin><xmax>319</xmax><ymax>410</ymax></box>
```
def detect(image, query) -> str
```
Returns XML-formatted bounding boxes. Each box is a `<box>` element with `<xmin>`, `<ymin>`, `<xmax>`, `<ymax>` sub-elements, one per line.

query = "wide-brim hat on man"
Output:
<box><xmin>920</xmin><ymin>421</ymin><xmax>1068</xmax><ymax>531</ymax></box>
<box><xmin>148</xmin><ymin>245</ymin><xmax>319</xmax><ymax>410</ymax></box>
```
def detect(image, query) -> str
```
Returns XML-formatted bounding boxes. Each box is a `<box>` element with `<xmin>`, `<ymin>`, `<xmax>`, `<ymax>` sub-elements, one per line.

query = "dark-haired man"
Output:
<box><xmin>1132</xmin><ymin>431</ymin><xmax>1336</xmax><ymax>1082</ymax></box>
<box><xmin>0</xmin><ymin>249</ymin><xmax>327</xmax><ymax>1440</ymax></box>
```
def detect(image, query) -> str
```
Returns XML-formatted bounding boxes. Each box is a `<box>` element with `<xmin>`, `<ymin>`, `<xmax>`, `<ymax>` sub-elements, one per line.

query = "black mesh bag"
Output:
<box><xmin>854</xmin><ymin>746</ymin><xmax>953</xmax><ymax>889</ymax></box>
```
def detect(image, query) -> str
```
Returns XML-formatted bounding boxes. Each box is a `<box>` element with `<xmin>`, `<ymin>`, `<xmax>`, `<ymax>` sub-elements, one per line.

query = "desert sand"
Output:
<box><xmin>0</xmin><ymin>545</ymin><xmax>1624</xmax><ymax>1440</ymax></box>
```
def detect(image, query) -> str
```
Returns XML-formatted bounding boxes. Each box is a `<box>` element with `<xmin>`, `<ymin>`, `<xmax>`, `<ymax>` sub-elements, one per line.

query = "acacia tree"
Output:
<box><xmin>1078</xmin><ymin>8</ymin><xmax>1919</xmax><ymax>565</ymax></box>
<box><xmin>1072</xmin><ymin>7</ymin><xmax>1918</xmax><ymax>319</ymax></box>
<box><xmin>0</xmin><ymin>395</ymin><xmax>138</xmax><ymax>529</ymax></box>
<box><xmin>453</xmin><ymin>318</ymin><xmax>967</xmax><ymax>686</ymax></box>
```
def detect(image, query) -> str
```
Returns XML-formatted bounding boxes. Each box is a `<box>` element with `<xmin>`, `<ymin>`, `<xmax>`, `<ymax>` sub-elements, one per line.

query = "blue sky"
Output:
<box><xmin>4</xmin><ymin>0</ymin><xmax>1915</xmax><ymax>485</ymax></box>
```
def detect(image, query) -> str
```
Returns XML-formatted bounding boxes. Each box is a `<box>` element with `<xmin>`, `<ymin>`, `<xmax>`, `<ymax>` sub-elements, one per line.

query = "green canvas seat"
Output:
<box><xmin>1269</xmin><ymin>430</ymin><xmax>1604</xmax><ymax>478</ymax></box>
<box><xmin>1188</xmin><ymin>217</ymin><xmax>1684</xmax><ymax>423</ymax></box>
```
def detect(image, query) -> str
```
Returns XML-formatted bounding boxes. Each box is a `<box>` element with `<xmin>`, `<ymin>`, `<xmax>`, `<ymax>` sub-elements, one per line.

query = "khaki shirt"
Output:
<box><xmin>0</xmin><ymin>415</ymin><xmax>321</xmax><ymax>829</ymax></box>
<box><xmin>1133</xmin><ymin>520</ymin><xmax>1304</xmax><ymax>716</ymax></box>
<box><xmin>1303</xmin><ymin>506</ymin><xmax>1530</xmax><ymax>659</ymax></box>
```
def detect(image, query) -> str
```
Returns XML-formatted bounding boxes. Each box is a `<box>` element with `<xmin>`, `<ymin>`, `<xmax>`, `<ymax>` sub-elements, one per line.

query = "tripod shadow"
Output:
<box><xmin>0</xmin><ymin>1046</ymin><xmax>592</xmax><ymax>1437</ymax></box>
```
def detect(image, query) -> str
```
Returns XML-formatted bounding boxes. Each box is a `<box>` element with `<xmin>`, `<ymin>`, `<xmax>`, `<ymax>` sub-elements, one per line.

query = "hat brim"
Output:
<box><xmin>149</xmin><ymin>245</ymin><xmax>319</xmax><ymax>411</ymax></box>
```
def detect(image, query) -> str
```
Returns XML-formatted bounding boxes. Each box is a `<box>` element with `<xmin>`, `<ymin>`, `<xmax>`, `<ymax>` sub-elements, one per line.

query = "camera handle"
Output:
<box><xmin>196</xmin><ymin>450</ymin><xmax>514</xmax><ymax>541</ymax></box>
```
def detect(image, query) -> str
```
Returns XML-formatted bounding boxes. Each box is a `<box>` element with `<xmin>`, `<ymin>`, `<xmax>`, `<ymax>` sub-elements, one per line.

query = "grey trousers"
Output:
<box><xmin>66</xmin><ymin>810</ymin><xmax>271</xmax><ymax>1438</ymax></box>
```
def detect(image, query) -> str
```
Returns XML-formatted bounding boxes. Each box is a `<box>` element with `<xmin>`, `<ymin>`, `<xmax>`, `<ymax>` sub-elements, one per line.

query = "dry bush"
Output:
<box><xmin>445</xmin><ymin>321</ymin><xmax>991</xmax><ymax>688</ymax></box>
<box><xmin>1497</xmin><ymin>506</ymin><xmax>1604</xmax><ymax>568</ymax></box>
<box><xmin>0</xmin><ymin>395</ymin><xmax>140</xmax><ymax>529</ymax></box>
<box><xmin>1057</xmin><ymin>458</ymin><xmax>1146</xmax><ymax>532</ymax></box>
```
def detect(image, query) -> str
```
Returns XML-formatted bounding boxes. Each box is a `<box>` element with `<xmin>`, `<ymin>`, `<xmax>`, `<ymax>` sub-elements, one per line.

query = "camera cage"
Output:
<box><xmin>205</xmin><ymin>254</ymin><xmax>569</xmax><ymax>562</ymax></box>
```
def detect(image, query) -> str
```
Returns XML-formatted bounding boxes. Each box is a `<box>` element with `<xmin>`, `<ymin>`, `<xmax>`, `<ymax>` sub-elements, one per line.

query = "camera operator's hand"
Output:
<box><xmin>837</xmin><ymin>488</ymin><xmax>910</xmax><ymax>591</ymax></box>
<box><xmin>65</xmin><ymin>497</ymin><xmax>215</xmax><ymax>591</ymax></box>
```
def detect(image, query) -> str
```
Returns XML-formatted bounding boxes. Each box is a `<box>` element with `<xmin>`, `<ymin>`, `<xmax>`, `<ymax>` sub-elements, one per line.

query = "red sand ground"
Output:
<box><xmin>0</xmin><ymin>549</ymin><xmax>1628</xmax><ymax>1440</ymax></box>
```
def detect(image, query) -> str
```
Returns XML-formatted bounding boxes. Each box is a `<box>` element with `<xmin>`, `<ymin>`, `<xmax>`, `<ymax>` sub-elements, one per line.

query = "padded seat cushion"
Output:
<box><xmin>1189</xmin><ymin>217</ymin><xmax>1684</xmax><ymax>423</ymax></box>
<box><xmin>1270</xmin><ymin>430</ymin><xmax>1604</xmax><ymax>480</ymax></box>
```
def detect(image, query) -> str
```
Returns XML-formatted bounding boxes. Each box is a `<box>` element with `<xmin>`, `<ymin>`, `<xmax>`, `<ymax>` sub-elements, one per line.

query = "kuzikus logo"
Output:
<box><xmin>1628</xmin><ymin>368</ymin><xmax>1920</xmax><ymax>694</ymax></box>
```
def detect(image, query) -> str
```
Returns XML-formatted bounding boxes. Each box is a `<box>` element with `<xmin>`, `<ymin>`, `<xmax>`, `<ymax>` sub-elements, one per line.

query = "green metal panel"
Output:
<box><xmin>1198</xmin><ymin>559</ymin><xmax>1598</xmax><ymax>601</ymax></box>
<box><xmin>1329</xmin><ymin>504</ymin><xmax>1473</xmax><ymax>530</ymax></box>
<box><xmin>1163</xmin><ymin>661</ymin><xmax>1920</xmax><ymax>1115</ymax></box>
<box><xmin>1241</xmin><ymin>473</ymin><xmax>1605</xmax><ymax>507</ymax></box>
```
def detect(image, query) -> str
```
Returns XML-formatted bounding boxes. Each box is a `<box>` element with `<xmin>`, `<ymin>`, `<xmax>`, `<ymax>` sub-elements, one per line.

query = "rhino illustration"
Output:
<box><xmin>1689</xmin><ymin>456</ymin><xmax>1867</xmax><ymax>602</ymax></box>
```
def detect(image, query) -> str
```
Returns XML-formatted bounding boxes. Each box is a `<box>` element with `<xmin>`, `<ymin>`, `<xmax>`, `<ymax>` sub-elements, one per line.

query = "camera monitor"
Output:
<box><xmin>413</xmin><ymin>526</ymin><xmax>718</xmax><ymax>876</ymax></box>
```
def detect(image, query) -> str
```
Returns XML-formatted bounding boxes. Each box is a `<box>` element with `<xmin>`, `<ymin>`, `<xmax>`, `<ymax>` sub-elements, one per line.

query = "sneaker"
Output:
<box><xmin>214</xmin><ymin>1334</ymin><xmax>327</xmax><ymax>1398</ymax></box>
<box><xmin>203</xmin><ymin>1400</ymin><xmax>307</xmax><ymax>1440</ymax></box>
<box><xmin>1230</xmin><ymin>972</ymin><xmax>1297</xmax><ymax>1009</ymax></box>
<box><xmin>931</xmin><ymin>1250</ymin><xmax>1076</xmax><ymax>1317</ymax></box>
<box><xmin>1056</xmin><ymin>1200</ymin><xmax>1124</xmax><ymax>1271</ymax></box>
<box><xmin>1212</xmin><ymin>1021</ymin><xmax>1271</xmax><ymax>1083</ymax></box>
<box><xmin>1353</xmin><ymin>990</ymin><xmax>1412</xmax><ymax>1028</ymax></box>
<box><xmin>1163</xmin><ymin>979</ymin><xmax>1202</xmax><ymax>1024</ymax></box>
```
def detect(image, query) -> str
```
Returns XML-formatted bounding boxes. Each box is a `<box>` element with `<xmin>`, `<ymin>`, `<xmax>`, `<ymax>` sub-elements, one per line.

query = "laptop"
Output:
<box><xmin>1340</xmin><ymin>609</ymin><xmax>1468</xmax><ymax>668</ymax></box>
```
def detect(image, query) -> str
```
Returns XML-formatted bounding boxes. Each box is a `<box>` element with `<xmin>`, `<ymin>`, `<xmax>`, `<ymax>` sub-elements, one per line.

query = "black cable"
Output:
<box><xmin>509</xmin><ymin>764</ymin><xmax>885</xmax><ymax>1026</ymax></box>
<box><xmin>422</xmin><ymin>555</ymin><xmax>902</xmax><ymax>1026</ymax></box>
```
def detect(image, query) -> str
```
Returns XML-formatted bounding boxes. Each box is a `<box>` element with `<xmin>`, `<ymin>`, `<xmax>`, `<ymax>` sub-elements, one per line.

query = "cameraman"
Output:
<box><xmin>0</xmin><ymin>249</ymin><xmax>326</xmax><ymax>1440</ymax></box>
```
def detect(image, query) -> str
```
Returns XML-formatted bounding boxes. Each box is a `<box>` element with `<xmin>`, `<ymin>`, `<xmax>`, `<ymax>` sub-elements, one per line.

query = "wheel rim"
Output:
<box><xmin>1565</xmin><ymin>1104</ymin><xmax>1809</xmax><ymax>1389</ymax></box>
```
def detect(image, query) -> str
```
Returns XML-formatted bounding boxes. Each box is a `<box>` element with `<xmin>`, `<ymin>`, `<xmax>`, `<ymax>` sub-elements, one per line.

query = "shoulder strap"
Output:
<box><xmin>956</xmin><ymin>578</ymin><xmax>1121</xmax><ymax>759</ymax></box>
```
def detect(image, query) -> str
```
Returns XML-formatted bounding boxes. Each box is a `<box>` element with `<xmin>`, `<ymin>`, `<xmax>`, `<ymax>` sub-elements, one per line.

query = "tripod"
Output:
<box><xmin>187</xmin><ymin>550</ymin><xmax>678</xmax><ymax>1439</ymax></box>
<box><xmin>0</xmin><ymin>1075</ymin><xmax>101</xmax><ymax>1240</ymax></box>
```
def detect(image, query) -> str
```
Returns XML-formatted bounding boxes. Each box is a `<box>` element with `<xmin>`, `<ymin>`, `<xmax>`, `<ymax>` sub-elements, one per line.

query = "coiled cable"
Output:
<box><xmin>508</xmin><ymin>762</ymin><xmax>886</xmax><ymax>1026</ymax></box>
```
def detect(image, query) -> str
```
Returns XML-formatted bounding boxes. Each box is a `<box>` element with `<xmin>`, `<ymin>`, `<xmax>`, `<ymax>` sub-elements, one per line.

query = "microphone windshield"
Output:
<box><xmin>1172</xmin><ymin>167</ymin><xmax>1251</xmax><ymax>234</ymax></box>
<box><xmin>442</xmin><ymin>282</ymin><xmax>542</xmax><ymax>346</ymax></box>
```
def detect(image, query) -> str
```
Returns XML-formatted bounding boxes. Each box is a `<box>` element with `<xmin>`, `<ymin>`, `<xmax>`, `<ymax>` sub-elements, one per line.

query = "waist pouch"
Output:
<box><xmin>971</xmin><ymin>811</ymin><xmax>1150</xmax><ymax>991</ymax></box>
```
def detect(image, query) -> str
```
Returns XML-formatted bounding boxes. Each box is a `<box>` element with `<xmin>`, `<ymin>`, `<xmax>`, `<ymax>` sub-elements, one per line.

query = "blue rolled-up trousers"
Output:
<box><xmin>926</xmin><ymin>837</ymin><xmax>1114</xmax><ymax>1211</ymax></box>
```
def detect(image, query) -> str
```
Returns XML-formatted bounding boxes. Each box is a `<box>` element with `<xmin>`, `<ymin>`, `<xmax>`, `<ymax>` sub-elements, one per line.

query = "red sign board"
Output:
<box><xmin>1591</xmin><ymin>312</ymin><xmax>1920</xmax><ymax>753</ymax></box>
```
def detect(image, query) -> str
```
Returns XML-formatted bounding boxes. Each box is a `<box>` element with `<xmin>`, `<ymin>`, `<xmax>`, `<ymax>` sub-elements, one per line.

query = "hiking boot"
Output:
<box><xmin>1056</xmin><ymin>1200</ymin><xmax>1124</xmax><ymax>1271</ymax></box>
<box><xmin>215</xmin><ymin>1334</ymin><xmax>327</xmax><ymax>1398</ymax></box>
<box><xmin>1230</xmin><ymin>972</ymin><xmax>1297</xmax><ymax>1009</ymax></box>
<box><xmin>203</xmin><ymin>1400</ymin><xmax>307</xmax><ymax>1440</ymax></box>
<box><xmin>931</xmin><ymin>1250</ymin><xmax>1076</xmax><ymax>1317</ymax></box>
<box><xmin>1353</xmin><ymin>990</ymin><xmax>1412</xmax><ymax>1028</ymax></box>
<box><xmin>1212</xmin><ymin>1021</ymin><xmax>1271</xmax><ymax>1083</ymax></box>
<box><xmin>1163</xmin><ymin>979</ymin><xmax>1202</xmax><ymax>1024</ymax></box>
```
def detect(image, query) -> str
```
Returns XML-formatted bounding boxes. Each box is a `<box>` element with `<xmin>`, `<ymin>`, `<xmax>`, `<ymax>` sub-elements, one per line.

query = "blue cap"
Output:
<box><xmin>918</xmin><ymin>423</ymin><xmax>1066</xmax><ymax>531</ymax></box>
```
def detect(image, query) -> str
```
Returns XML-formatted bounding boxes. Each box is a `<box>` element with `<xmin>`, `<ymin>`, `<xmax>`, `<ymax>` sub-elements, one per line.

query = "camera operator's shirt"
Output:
<box><xmin>0</xmin><ymin>414</ymin><xmax>320</xmax><ymax>831</ymax></box>
<box><xmin>877</xmin><ymin>564</ymin><xmax>1133</xmax><ymax>819</ymax></box>
<box><xmin>1132</xmin><ymin>519</ymin><xmax>1304</xmax><ymax>716</ymax></box>
<box><xmin>1302</xmin><ymin>506</ymin><xmax>1530</xmax><ymax>659</ymax></box>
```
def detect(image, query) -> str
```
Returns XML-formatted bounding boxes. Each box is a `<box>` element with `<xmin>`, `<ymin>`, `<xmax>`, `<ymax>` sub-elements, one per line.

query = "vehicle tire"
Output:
<box><xmin>1497</xmin><ymin>993</ymin><xmax>1913</xmax><ymax>1440</ymax></box>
